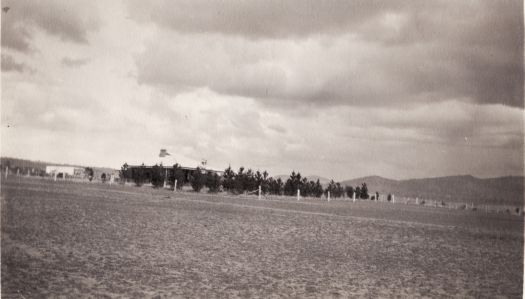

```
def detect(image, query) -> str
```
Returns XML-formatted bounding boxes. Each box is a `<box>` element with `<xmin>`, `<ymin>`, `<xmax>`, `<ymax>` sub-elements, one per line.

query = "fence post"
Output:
<box><xmin>327</xmin><ymin>191</ymin><xmax>331</xmax><ymax>202</ymax></box>
<box><xmin>353</xmin><ymin>192</ymin><xmax>355</xmax><ymax>202</ymax></box>
<box><xmin>174</xmin><ymin>179</ymin><xmax>177</xmax><ymax>192</ymax></box>
<box><xmin>258</xmin><ymin>185</ymin><xmax>261</xmax><ymax>200</ymax></box>
<box><xmin>4</xmin><ymin>166</ymin><xmax>8</xmax><ymax>178</ymax></box>
<box><xmin>297</xmin><ymin>189</ymin><xmax>300</xmax><ymax>201</ymax></box>
<box><xmin>392</xmin><ymin>194</ymin><xmax>395</xmax><ymax>204</ymax></box>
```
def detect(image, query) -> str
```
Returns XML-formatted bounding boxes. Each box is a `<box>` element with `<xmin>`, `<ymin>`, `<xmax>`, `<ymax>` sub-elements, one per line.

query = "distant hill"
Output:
<box><xmin>305</xmin><ymin>175</ymin><xmax>331</xmax><ymax>186</ymax></box>
<box><xmin>341</xmin><ymin>175</ymin><xmax>524</xmax><ymax>205</ymax></box>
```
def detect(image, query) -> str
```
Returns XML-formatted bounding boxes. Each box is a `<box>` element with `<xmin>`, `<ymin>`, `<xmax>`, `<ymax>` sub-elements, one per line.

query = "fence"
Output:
<box><xmin>3</xmin><ymin>169</ymin><xmax>523</xmax><ymax>216</ymax></box>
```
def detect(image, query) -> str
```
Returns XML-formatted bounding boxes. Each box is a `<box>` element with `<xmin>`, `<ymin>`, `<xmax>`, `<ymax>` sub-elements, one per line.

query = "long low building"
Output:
<box><xmin>123</xmin><ymin>164</ymin><xmax>223</xmax><ymax>184</ymax></box>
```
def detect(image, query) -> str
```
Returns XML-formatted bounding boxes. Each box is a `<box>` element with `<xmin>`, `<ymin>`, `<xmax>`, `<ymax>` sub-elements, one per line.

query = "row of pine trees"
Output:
<box><xmin>120</xmin><ymin>163</ymin><xmax>371</xmax><ymax>199</ymax></box>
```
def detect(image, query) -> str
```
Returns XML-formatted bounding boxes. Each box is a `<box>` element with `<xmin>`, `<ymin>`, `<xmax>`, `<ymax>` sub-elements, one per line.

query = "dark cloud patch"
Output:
<box><xmin>267</xmin><ymin>124</ymin><xmax>286</xmax><ymax>134</ymax></box>
<box><xmin>1</xmin><ymin>21</ymin><xmax>32</xmax><ymax>52</ymax></box>
<box><xmin>61</xmin><ymin>57</ymin><xmax>90</xmax><ymax>68</ymax></box>
<box><xmin>1</xmin><ymin>0</ymin><xmax>100</xmax><ymax>52</ymax></box>
<box><xmin>128</xmin><ymin>1</ymin><xmax>522</xmax><ymax>47</ymax></box>
<box><xmin>132</xmin><ymin>1</ymin><xmax>523</xmax><ymax>108</ymax></box>
<box><xmin>1</xmin><ymin>54</ymin><xmax>29</xmax><ymax>72</ymax></box>
<box><xmin>128</xmin><ymin>0</ymin><xmax>403</xmax><ymax>39</ymax></box>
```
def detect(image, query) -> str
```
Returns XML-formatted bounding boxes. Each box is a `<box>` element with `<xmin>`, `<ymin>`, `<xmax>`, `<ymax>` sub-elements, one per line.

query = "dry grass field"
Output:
<box><xmin>1</xmin><ymin>177</ymin><xmax>523</xmax><ymax>298</ymax></box>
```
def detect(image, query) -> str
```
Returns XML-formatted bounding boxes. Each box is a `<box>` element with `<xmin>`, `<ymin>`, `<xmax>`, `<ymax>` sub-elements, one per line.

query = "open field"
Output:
<box><xmin>2</xmin><ymin>177</ymin><xmax>523</xmax><ymax>298</ymax></box>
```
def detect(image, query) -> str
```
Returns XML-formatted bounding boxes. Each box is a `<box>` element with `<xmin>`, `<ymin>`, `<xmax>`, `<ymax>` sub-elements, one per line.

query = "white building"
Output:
<box><xmin>45</xmin><ymin>166</ymin><xmax>84</xmax><ymax>178</ymax></box>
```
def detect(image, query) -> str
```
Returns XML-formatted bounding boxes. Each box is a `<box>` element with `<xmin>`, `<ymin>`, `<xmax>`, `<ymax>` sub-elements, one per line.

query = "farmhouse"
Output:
<box><xmin>45</xmin><ymin>165</ymin><xmax>85</xmax><ymax>178</ymax></box>
<box><xmin>124</xmin><ymin>164</ymin><xmax>223</xmax><ymax>185</ymax></box>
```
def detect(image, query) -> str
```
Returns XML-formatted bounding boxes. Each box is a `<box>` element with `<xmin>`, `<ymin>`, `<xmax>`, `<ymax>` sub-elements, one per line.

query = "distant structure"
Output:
<box><xmin>45</xmin><ymin>166</ymin><xmax>85</xmax><ymax>178</ymax></box>
<box><xmin>124</xmin><ymin>164</ymin><xmax>223</xmax><ymax>185</ymax></box>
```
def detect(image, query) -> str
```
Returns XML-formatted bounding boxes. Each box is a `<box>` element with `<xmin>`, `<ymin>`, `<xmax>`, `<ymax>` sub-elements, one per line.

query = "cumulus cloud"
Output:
<box><xmin>1</xmin><ymin>0</ymin><xmax>523</xmax><ymax>180</ymax></box>
<box><xmin>130</xmin><ymin>1</ymin><xmax>523</xmax><ymax>108</ymax></box>
<box><xmin>1</xmin><ymin>0</ymin><xmax>100</xmax><ymax>52</ymax></box>
<box><xmin>127</xmin><ymin>0</ymin><xmax>400</xmax><ymax>39</ymax></box>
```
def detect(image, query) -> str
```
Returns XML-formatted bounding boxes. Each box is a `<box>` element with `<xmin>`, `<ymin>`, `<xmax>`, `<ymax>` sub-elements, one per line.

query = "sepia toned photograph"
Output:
<box><xmin>1</xmin><ymin>0</ymin><xmax>524</xmax><ymax>298</ymax></box>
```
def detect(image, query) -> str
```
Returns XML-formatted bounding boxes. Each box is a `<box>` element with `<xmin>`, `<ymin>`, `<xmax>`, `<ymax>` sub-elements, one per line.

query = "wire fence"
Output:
<box><xmin>3</xmin><ymin>172</ymin><xmax>523</xmax><ymax>216</ymax></box>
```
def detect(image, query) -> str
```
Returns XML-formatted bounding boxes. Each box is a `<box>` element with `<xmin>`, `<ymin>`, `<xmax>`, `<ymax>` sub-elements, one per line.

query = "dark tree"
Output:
<box><xmin>334</xmin><ymin>182</ymin><xmax>344</xmax><ymax>198</ymax></box>
<box><xmin>355</xmin><ymin>186</ymin><xmax>361</xmax><ymax>199</ymax></box>
<box><xmin>284</xmin><ymin>171</ymin><xmax>303</xmax><ymax>196</ymax></box>
<box><xmin>254</xmin><ymin>170</ymin><xmax>263</xmax><ymax>189</ymax></box>
<box><xmin>206</xmin><ymin>172</ymin><xmax>222</xmax><ymax>193</ymax></box>
<box><xmin>101</xmin><ymin>173</ymin><xmax>107</xmax><ymax>183</ymax></box>
<box><xmin>360</xmin><ymin>183</ymin><xmax>369</xmax><ymax>199</ymax></box>
<box><xmin>345</xmin><ymin>186</ymin><xmax>355</xmax><ymax>198</ymax></box>
<box><xmin>190</xmin><ymin>167</ymin><xmax>206</xmax><ymax>192</ymax></box>
<box><xmin>299</xmin><ymin>177</ymin><xmax>309</xmax><ymax>197</ymax></box>
<box><xmin>325</xmin><ymin>180</ymin><xmax>337</xmax><ymax>198</ymax></box>
<box><xmin>119</xmin><ymin>163</ymin><xmax>130</xmax><ymax>184</ymax></box>
<box><xmin>151</xmin><ymin>164</ymin><xmax>164</xmax><ymax>188</ymax></box>
<box><xmin>222</xmin><ymin>166</ymin><xmax>236</xmax><ymax>192</ymax></box>
<box><xmin>268</xmin><ymin>177</ymin><xmax>284</xmax><ymax>195</ymax></box>
<box><xmin>234</xmin><ymin>166</ymin><xmax>245</xmax><ymax>194</ymax></box>
<box><xmin>85</xmin><ymin>167</ymin><xmax>94</xmax><ymax>181</ymax></box>
<box><xmin>244</xmin><ymin>169</ymin><xmax>256</xmax><ymax>192</ymax></box>
<box><xmin>132</xmin><ymin>164</ymin><xmax>146</xmax><ymax>187</ymax></box>
<box><xmin>169</xmin><ymin>163</ymin><xmax>186</xmax><ymax>190</ymax></box>
<box><xmin>261</xmin><ymin>170</ymin><xmax>270</xmax><ymax>194</ymax></box>
<box><xmin>314</xmin><ymin>179</ymin><xmax>324</xmax><ymax>197</ymax></box>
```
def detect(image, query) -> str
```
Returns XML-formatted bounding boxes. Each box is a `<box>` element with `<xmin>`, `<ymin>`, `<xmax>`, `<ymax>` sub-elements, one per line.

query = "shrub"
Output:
<box><xmin>170</xmin><ymin>164</ymin><xmax>186</xmax><ymax>190</ymax></box>
<box><xmin>132</xmin><ymin>165</ymin><xmax>146</xmax><ymax>186</ymax></box>
<box><xmin>206</xmin><ymin>172</ymin><xmax>222</xmax><ymax>193</ymax></box>
<box><xmin>221</xmin><ymin>166</ymin><xmax>235</xmax><ymax>192</ymax></box>
<box><xmin>151</xmin><ymin>164</ymin><xmax>164</xmax><ymax>188</ymax></box>
<box><xmin>119</xmin><ymin>163</ymin><xmax>130</xmax><ymax>184</ymax></box>
<box><xmin>190</xmin><ymin>167</ymin><xmax>206</xmax><ymax>192</ymax></box>
<box><xmin>85</xmin><ymin>167</ymin><xmax>94</xmax><ymax>181</ymax></box>
<box><xmin>360</xmin><ymin>183</ymin><xmax>369</xmax><ymax>199</ymax></box>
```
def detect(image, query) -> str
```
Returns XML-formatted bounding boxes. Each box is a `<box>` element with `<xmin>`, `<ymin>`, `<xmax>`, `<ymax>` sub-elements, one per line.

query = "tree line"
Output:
<box><xmin>120</xmin><ymin>163</ymin><xmax>373</xmax><ymax>199</ymax></box>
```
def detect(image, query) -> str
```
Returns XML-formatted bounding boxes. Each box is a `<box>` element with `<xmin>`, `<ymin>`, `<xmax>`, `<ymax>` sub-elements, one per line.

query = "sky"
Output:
<box><xmin>1</xmin><ymin>0</ymin><xmax>523</xmax><ymax>181</ymax></box>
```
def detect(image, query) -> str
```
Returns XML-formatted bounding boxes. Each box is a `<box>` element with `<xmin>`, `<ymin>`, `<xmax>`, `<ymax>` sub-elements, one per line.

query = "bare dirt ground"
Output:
<box><xmin>2</xmin><ymin>177</ymin><xmax>523</xmax><ymax>298</ymax></box>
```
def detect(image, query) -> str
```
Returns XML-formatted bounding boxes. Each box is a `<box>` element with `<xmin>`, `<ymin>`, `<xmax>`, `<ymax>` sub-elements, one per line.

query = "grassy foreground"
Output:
<box><xmin>1</xmin><ymin>177</ymin><xmax>523</xmax><ymax>298</ymax></box>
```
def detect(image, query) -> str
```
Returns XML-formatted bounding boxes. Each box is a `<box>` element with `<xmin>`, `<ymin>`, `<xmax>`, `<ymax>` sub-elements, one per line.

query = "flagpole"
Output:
<box><xmin>159</xmin><ymin>149</ymin><xmax>171</xmax><ymax>189</ymax></box>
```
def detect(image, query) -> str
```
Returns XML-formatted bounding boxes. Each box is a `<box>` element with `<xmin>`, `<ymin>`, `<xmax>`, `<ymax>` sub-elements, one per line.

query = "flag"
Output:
<box><xmin>159</xmin><ymin>149</ymin><xmax>170</xmax><ymax>157</ymax></box>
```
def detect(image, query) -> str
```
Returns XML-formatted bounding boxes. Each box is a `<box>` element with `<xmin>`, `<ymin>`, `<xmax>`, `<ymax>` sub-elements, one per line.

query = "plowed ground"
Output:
<box><xmin>2</xmin><ymin>178</ymin><xmax>523</xmax><ymax>298</ymax></box>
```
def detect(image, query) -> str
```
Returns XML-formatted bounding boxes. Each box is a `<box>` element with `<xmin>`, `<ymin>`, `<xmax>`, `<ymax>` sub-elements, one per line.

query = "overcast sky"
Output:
<box><xmin>1</xmin><ymin>0</ymin><xmax>523</xmax><ymax>180</ymax></box>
